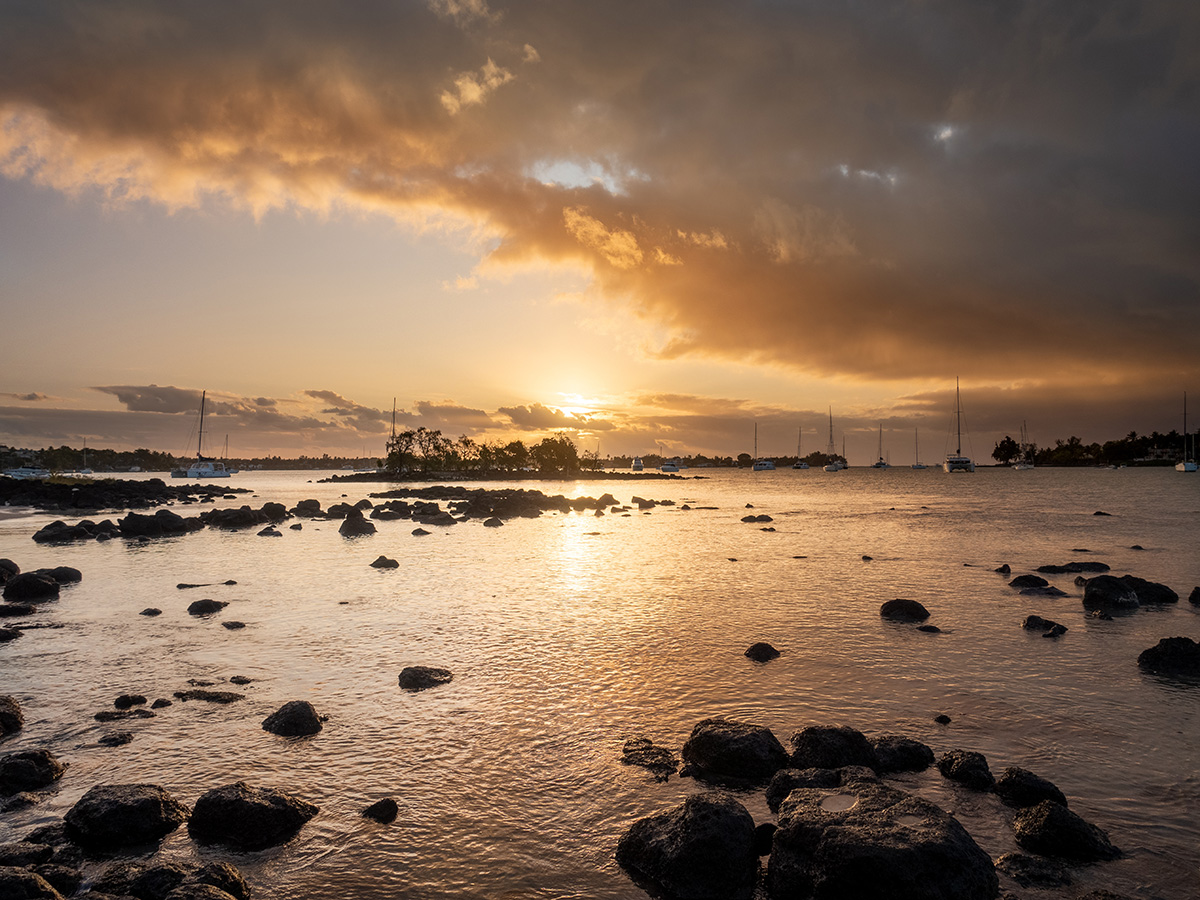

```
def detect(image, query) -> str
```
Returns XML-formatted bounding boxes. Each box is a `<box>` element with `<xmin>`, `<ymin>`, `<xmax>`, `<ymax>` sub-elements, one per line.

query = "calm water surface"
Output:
<box><xmin>1</xmin><ymin>467</ymin><xmax>1198</xmax><ymax>899</ymax></box>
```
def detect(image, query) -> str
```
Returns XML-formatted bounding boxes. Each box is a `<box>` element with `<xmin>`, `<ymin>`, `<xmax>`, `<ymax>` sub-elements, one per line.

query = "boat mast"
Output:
<box><xmin>955</xmin><ymin>378</ymin><xmax>962</xmax><ymax>457</ymax></box>
<box><xmin>797</xmin><ymin>425</ymin><xmax>802</xmax><ymax>458</ymax></box>
<box><xmin>754</xmin><ymin>422</ymin><xmax>758</xmax><ymax>460</ymax></box>
<box><xmin>198</xmin><ymin>391</ymin><xmax>206</xmax><ymax>459</ymax></box>
<box><xmin>826</xmin><ymin>407</ymin><xmax>835</xmax><ymax>456</ymax></box>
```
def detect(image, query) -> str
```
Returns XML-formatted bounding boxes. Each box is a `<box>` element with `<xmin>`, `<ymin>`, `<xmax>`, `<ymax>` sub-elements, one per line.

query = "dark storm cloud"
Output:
<box><xmin>2</xmin><ymin>1</ymin><xmax>1198</xmax><ymax>395</ymax></box>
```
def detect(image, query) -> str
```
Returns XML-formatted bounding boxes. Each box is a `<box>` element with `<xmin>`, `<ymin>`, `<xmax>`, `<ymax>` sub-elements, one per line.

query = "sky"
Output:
<box><xmin>2</xmin><ymin>0</ymin><xmax>1198</xmax><ymax>465</ymax></box>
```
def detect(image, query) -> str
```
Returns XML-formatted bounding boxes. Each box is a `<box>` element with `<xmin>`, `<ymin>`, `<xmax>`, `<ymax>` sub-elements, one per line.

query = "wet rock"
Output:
<box><xmin>789</xmin><ymin>725</ymin><xmax>878</xmax><ymax>772</ymax></box>
<box><xmin>0</xmin><ymin>559</ymin><xmax>17</xmax><ymax>582</ymax></box>
<box><xmin>140</xmin><ymin>608</ymin><xmax>162</xmax><ymax>616</ymax></box>
<box><xmin>1082</xmin><ymin>575</ymin><xmax>1140</xmax><ymax>610</ymax></box>
<box><xmin>765</xmin><ymin>766</ymin><xmax>877</xmax><ymax>813</ymax></box>
<box><xmin>879</xmin><ymin>598</ymin><xmax>930</xmax><ymax>622</ymax></box>
<box><xmin>993</xmin><ymin>852</ymin><xmax>1072</xmax><ymax>887</ymax></box>
<box><xmin>767</xmin><ymin>781</ymin><xmax>999</xmax><ymax>900</ymax></box>
<box><xmin>483</xmin><ymin>517</ymin><xmax>504</xmax><ymax>527</ymax></box>
<box><xmin>681</xmin><ymin>718</ymin><xmax>789</xmax><ymax>783</ymax></box>
<box><xmin>184</xmin><ymin>862</ymin><xmax>251</xmax><ymax>900</ymax></box>
<box><xmin>31</xmin><ymin>863</ymin><xmax>81</xmax><ymax>897</ymax></box>
<box><xmin>172</xmin><ymin>690</ymin><xmax>244</xmax><ymax>703</ymax></box>
<box><xmin>0</xmin><ymin>868</ymin><xmax>63</xmax><ymax>900</ymax></box>
<box><xmin>99</xmin><ymin>732</ymin><xmax>133</xmax><ymax>747</ymax></box>
<box><xmin>1019</xmin><ymin>585</ymin><xmax>1068</xmax><ymax>597</ymax></box>
<box><xmin>398</xmin><ymin>666</ymin><xmax>453</xmax><ymax>691</ymax></box>
<box><xmin>289</xmin><ymin>523</ymin><xmax>303</xmax><ymax>531</ymax></box>
<box><xmin>150</xmin><ymin>699</ymin><xmax>172</xmax><ymax>709</ymax></box>
<box><xmin>917</xmin><ymin>624</ymin><xmax>941</xmax><ymax>633</ymax></box>
<box><xmin>369</xmin><ymin>556</ymin><xmax>399</xmax><ymax>569</ymax></box>
<box><xmin>621</xmin><ymin>738</ymin><xmax>679</xmax><ymax>781</ymax></box>
<box><xmin>187</xmin><ymin>599</ymin><xmax>228</xmax><ymax>616</ymax></box>
<box><xmin>411</xmin><ymin>528</ymin><xmax>431</xmax><ymax>536</ymax></box>
<box><xmin>1012</xmin><ymin>800</ymin><xmax>1120</xmax><ymax>861</ymax></box>
<box><xmin>861</xmin><ymin>555</ymin><xmax>873</xmax><ymax>561</ymax></box>
<box><xmin>1076</xmin><ymin>892</ymin><xmax>1135</xmax><ymax>900</ymax></box>
<box><xmin>1137</xmin><ymin>637</ymin><xmax>1200</xmax><ymax>676</ymax></box>
<box><xmin>256</xmin><ymin>526</ymin><xmax>281</xmax><ymax>537</ymax></box>
<box><xmin>1043</xmin><ymin>623</ymin><xmax>1067</xmax><ymax>638</ymax></box>
<box><xmin>64</xmin><ymin>783</ymin><xmax>189</xmax><ymax>849</ymax></box>
<box><xmin>114</xmin><ymin>694</ymin><xmax>147</xmax><ymax>710</ymax></box>
<box><xmin>0</xmin><ymin>749</ymin><xmax>67</xmax><ymax>795</ymax></box>
<box><xmin>1117</xmin><ymin>575</ymin><xmax>1178</xmax><ymax>604</ymax></box>
<box><xmin>1093</xmin><ymin>510</ymin><xmax>1111</xmax><ymax>516</ymax></box>
<box><xmin>2</xmin><ymin>696</ymin><xmax>28</xmax><ymax>734</ymax></box>
<box><xmin>92</xmin><ymin>861</ymin><xmax>186</xmax><ymax>898</ymax></box>
<box><xmin>188</xmin><ymin>781</ymin><xmax>319</xmax><ymax>850</ymax></box>
<box><xmin>292</xmin><ymin>499</ymin><xmax>323</xmax><ymax>517</ymax></box>
<box><xmin>229</xmin><ymin>676</ymin><xmax>252</xmax><ymax>685</ymax></box>
<box><xmin>0</xmin><ymin>841</ymin><xmax>53</xmax><ymax>866</ymax></box>
<box><xmin>34</xmin><ymin>567</ymin><xmax>82</xmax><ymax>585</ymax></box>
<box><xmin>262</xmin><ymin>701</ymin><xmax>325</xmax><ymax>736</ymax></box>
<box><xmin>995</xmin><ymin>767</ymin><xmax>1067</xmax><ymax>809</ymax></box>
<box><xmin>221</xmin><ymin>621</ymin><xmax>245</xmax><ymax>630</ymax></box>
<box><xmin>870</xmin><ymin>735</ymin><xmax>934</xmax><ymax>774</ymax></box>
<box><xmin>744</xmin><ymin>642</ymin><xmax>780</xmax><ymax>662</ymax></box>
<box><xmin>934</xmin><ymin>714</ymin><xmax>952</xmax><ymax>725</ymax></box>
<box><xmin>754</xmin><ymin>822</ymin><xmax>776</xmax><ymax>857</ymax></box>
<box><xmin>2</xmin><ymin>573</ymin><xmax>60</xmax><ymax>602</ymax></box>
<box><xmin>338</xmin><ymin>510</ymin><xmax>377</xmax><ymax>537</ymax></box>
<box><xmin>1036</xmin><ymin>562</ymin><xmax>1110</xmax><ymax>574</ymax></box>
<box><xmin>95</xmin><ymin>708</ymin><xmax>154</xmax><ymax>722</ymax></box>
<box><xmin>1022</xmin><ymin>615</ymin><xmax>1067</xmax><ymax>637</ymax></box>
<box><xmin>616</xmin><ymin>791</ymin><xmax>757</xmax><ymax>900</ymax></box>
<box><xmin>994</xmin><ymin>564</ymin><xmax>1011</xmax><ymax>574</ymax></box>
<box><xmin>937</xmin><ymin>749</ymin><xmax>995</xmax><ymax>791</ymax></box>
<box><xmin>0</xmin><ymin>603</ymin><xmax>36</xmax><ymax>618</ymax></box>
<box><xmin>362</xmin><ymin>798</ymin><xmax>399</xmax><ymax>824</ymax></box>
<box><xmin>1008</xmin><ymin>574</ymin><xmax>1048</xmax><ymax>589</ymax></box>
<box><xmin>1190</xmin><ymin>586</ymin><xmax>1200</xmax><ymax>605</ymax></box>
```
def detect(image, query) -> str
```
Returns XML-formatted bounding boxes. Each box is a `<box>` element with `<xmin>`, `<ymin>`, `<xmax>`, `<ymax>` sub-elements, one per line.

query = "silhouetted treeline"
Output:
<box><xmin>992</xmin><ymin>429</ymin><xmax>1196</xmax><ymax>466</ymax></box>
<box><xmin>384</xmin><ymin>428</ymin><xmax>585</xmax><ymax>474</ymax></box>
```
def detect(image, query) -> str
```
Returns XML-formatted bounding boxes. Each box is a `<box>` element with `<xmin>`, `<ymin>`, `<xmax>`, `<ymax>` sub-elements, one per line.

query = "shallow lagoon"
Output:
<box><xmin>1</xmin><ymin>467</ymin><xmax>1198</xmax><ymax>898</ymax></box>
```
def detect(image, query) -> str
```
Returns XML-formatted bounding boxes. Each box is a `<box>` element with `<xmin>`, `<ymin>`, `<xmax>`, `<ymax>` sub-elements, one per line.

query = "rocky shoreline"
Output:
<box><xmin>0</xmin><ymin>477</ymin><xmax>247</xmax><ymax>514</ymax></box>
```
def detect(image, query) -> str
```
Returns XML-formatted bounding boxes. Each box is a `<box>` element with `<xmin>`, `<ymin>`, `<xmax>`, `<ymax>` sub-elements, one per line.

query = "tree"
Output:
<box><xmin>530</xmin><ymin>435</ymin><xmax>580</xmax><ymax>474</ymax></box>
<box><xmin>992</xmin><ymin>435</ymin><xmax>1020</xmax><ymax>464</ymax></box>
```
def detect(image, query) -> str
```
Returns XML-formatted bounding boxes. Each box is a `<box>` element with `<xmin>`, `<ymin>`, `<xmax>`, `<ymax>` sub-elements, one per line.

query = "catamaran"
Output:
<box><xmin>1012</xmin><ymin>421</ymin><xmax>1035</xmax><ymax>470</ymax></box>
<box><xmin>943</xmin><ymin>379</ymin><xmax>975</xmax><ymax>473</ymax></box>
<box><xmin>792</xmin><ymin>425</ymin><xmax>809</xmax><ymax>469</ymax></box>
<box><xmin>911</xmin><ymin>428</ymin><xmax>927</xmax><ymax>469</ymax></box>
<box><xmin>1178</xmin><ymin>393</ymin><xmax>1197</xmax><ymax>472</ymax></box>
<box><xmin>752</xmin><ymin>423</ymin><xmax>776</xmax><ymax>470</ymax></box>
<box><xmin>870</xmin><ymin>423</ymin><xmax>890</xmax><ymax>468</ymax></box>
<box><xmin>172</xmin><ymin>390</ymin><xmax>231</xmax><ymax>479</ymax></box>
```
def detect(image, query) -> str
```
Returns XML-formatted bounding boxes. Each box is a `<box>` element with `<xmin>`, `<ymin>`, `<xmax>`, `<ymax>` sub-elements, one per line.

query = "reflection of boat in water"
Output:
<box><xmin>171</xmin><ymin>390</ymin><xmax>231</xmax><ymax>479</ymax></box>
<box><xmin>792</xmin><ymin>426</ymin><xmax>809</xmax><ymax>469</ymax></box>
<box><xmin>631</xmin><ymin>457</ymin><xmax>644</xmax><ymax>471</ymax></box>
<box><xmin>943</xmin><ymin>379</ymin><xmax>975</xmax><ymax>473</ymax></box>
<box><xmin>911</xmin><ymin>429</ymin><xmax>927</xmax><ymax>469</ymax></box>
<box><xmin>1177</xmin><ymin>393</ymin><xmax>1197</xmax><ymax>472</ymax></box>
<box><xmin>3</xmin><ymin>465</ymin><xmax>51</xmax><ymax>480</ymax></box>
<box><xmin>752</xmin><ymin>423</ymin><xmax>775</xmax><ymax>471</ymax></box>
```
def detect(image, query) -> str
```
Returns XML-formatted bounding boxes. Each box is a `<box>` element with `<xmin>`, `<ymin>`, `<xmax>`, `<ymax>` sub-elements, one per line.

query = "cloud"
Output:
<box><xmin>1</xmin><ymin>392</ymin><xmax>53</xmax><ymax>402</ymax></box>
<box><xmin>498</xmin><ymin>402</ymin><xmax>614</xmax><ymax>432</ymax></box>
<box><xmin>94</xmin><ymin>384</ymin><xmax>203</xmax><ymax>414</ymax></box>
<box><xmin>413</xmin><ymin>400</ymin><xmax>493</xmax><ymax>430</ymax></box>
<box><xmin>1</xmin><ymin>0</ymin><xmax>1197</xmax><ymax>395</ymax></box>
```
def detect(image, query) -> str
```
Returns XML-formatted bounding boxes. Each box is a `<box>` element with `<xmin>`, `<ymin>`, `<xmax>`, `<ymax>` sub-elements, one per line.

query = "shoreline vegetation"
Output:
<box><xmin>2</xmin><ymin>424</ymin><xmax>1195</xmax><ymax>479</ymax></box>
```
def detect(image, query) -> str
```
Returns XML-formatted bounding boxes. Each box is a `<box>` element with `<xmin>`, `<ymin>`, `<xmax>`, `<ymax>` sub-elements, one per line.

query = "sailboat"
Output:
<box><xmin>172</xmin><ymin>391</ymin><xmax>231</xmax><ymax>479</ymax></box>
<box><xmin>911</xmin><ymin>429</ymin><xmax>927</xmax><ymax>469</ymax></box>
<box><xmin>870</xmin><ymin>424</ymin><xmax>890</xmax><ymax>468</ymax></box>
<box><xmin>823</xmin><ymin>407</ymin><xmax>843</xmax><ymax>471</ymax></box>
<box><xmin>752</xmin><ymin>423</ymin><xmax>776</xmax><ymax>470</ymax></box>
<box><xmin>1177</xmin><ymin>392</ymin><xmax>1198</xmax><ymax>472</ymax></box>
<box><xmin>1012</xmin><ymin>421</ymin><xmax>1034</xmax><ymax>470</ymax></box>
<box><xmin>792</xmin><ymin>425</ymin><xmax>809</xmax><ymax>469</ymax></box>
<box><xmin>943</xmin><ymin>379</ymin><xmax>975</xmax><ymax>473</ymax></box>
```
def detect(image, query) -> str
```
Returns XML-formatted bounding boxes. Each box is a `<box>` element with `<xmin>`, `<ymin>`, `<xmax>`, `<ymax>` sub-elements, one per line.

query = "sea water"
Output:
<box><xmin>1</xmin><ymin>467</ymin><xmax>1198</xmax><ymax>899</ymax></box>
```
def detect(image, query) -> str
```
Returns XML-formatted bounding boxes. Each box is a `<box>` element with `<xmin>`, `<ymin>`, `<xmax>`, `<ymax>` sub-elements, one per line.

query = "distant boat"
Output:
<box><xmin>1012</xmin><ymin>421</ymin><xmax>1035</xmax><ymax>470</ymax></box>
<box><xmin>752</xmin><ymin>423</ymin><xmax>775</xmax><ymax>471</ymax></box>
<box><xmin>870</xmin><ymin>423</ymin><xmax>890</xmax><ymax>468</ymax></box>
<box><xmin>1178</xmin><ymin>392</ymin><xmax>1197</xmax><ymax>472</ymax></box>
<box><xmin>631</xmin><ymin>457</ymin><xmax>644</xmax><ymax>471</ymax></box>
<box><xmin>792</xmin><ymin>425</ymin><xmax>809</xmax><ymax>469</ymax></box>
<box><xmin>660</xmin><ymin>458</ymin><xmax>680</xmax><ymax>473</ymax></box>
<box><xmin>3</xmin><ymin>465</ymin><xmax>51</xmax><ymax>480</ymax></box>
<box><xmin>823</xmin><ymin>407</ymin><xmax>843</xmax><ymax>471</ymax></box>
<box><xmin>172</xmin><ymin>390</ymin><xmax>232</xmax><ymax>479</ymax></box>
<box><xmin>911</xmin><ymin>428</ymin><xmax>927</xmax><ymax>469</ymax></box>
<box><xmin>943</xmin><ymin>378</ymin><xmax>975</xmax><ymax>473</ymax></box>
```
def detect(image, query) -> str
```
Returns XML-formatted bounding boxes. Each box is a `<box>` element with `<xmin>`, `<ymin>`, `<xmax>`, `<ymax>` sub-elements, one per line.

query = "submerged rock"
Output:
<box><xmin>64</xmin><ymin>783</ymin><xmax>189</xmax><ymax>849</ymax></box>
<box><xmin>397</xmin><ymin>666</ymin><xmax>453</xmax><ymax>691</ymax></box>
<box><xmin>1137</xmin><ymin>637</ymin><xmax>1200</xmax><ymax>676</ymax></box>
<box><xmin>870</xmin><ymin>735</ymin><xmax>934</xmax><ymax>774</ymax></box>
<box><xmin>187</xmin><ymin>599</ymin><xmax>228</xmax><ymax>616</ymax></box>
<box><xmin>261</xmin><ymin>701</ymin><xmax>325</xmax><ymax>736</ymax></box>
<box><xmin>1009</xmin><ymin>575</ymin><xmax>1048</xmax><ymax>589</ymax></box>
<box><xmin>362</xmin><ymin>798</ymin><xmax>399</xmax><ymax>824</ymax></box>
<box><xmin>993</xmin><ymin>852</ymin><xmax>1073</xmax><ymax>887</ymax></box>
<box><xmin>172</xmin><ymin>690</ymin><xmax>244</xmax><ymax>703</ymax></box>
<box><xmin>188</xmin><ymin>781</ymin><xmax>319</xmax><ymax>851</ymax></box>
<box><xmin>616</xmin><ymin>791</ymin><xmax>758</xmax><ymax>900</ymax></box>
<box><xmin>744</xmin><ymin>642</ymin><xmax>780</xmax><ymax>662</ymax></box>
<box><xmin>879</xmin><ymin>598</ymin><xmax>930</xmax><ymax>622</ymax></box>
<box><xmin>767</xmin><ymin>781</ymin><xmax>999</xmax><ymax>900</ymax></box>
<box><xmin>0</xmin><ymin>749</ymin><xmax>66</xmax><ymax>795</ymax></box>
<box><xmin>937</xmin><ymin>749</ymin><xmax>995</xmax><ymax>791</ymax></box>
<box><xmin>2</xmin><ymin>573</ymin><xmax>59</xmax><ymax>602</ymax></box>
<box><xmin>369</xmin><ymin>556</ymin><xmax>399</xmax><ymax>569</ymax></box>
<box><xmin>1012</xmin><ymin>800</ymin><xmax>1120</xmax><ymax>862</ymax></box>
<box><xmin>338</xmin><ymin>510</ymin><xmax>376</xmax><ymax>537</ymax></box>
<box><xmin>621</xmin><ymin>738</ymin><xmax>679</xmax><ymax>781</ymax></box>
<box><xmin>681</xmin><ymin>718</ymin><xmax>789</xmax><ymax>783</ymax></box>
<box><xmin>995</xmin><ymin>766</ymin><xmax>1067</xmax><ymax>809</ymax></box>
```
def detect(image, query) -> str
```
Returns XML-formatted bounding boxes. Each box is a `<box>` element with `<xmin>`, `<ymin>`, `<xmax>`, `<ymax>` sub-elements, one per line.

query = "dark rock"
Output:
<box><xmin>34</xmin><ymin>567</ymin><xmax>82</xmax><ymax>585</ymax></box>
<box><xmin>0</xmin><ymin>868</ymin><xmax>63</xmax><ymax>900</ymax></box>
<box><xmin>0</xmin><ymin>627</ymin><xmax>25</xmax><ymax>645</ymax></box>
<box><xmin>754</xmin><ymin>822</ymin><xmax>776</xmax><ymax>857</ymax></box>
<box><xmin>411</xmin><ymin>528</ymin><xmax>431</xmax><ymax>536</ymax></box>
<box><xmin>140</xmin><ymin>608</ymin><xmax>162</xmax><ymax>617</ymax></box>
<box><xmin>95</xmin><ymin>708</ymin><xmax>154</xmax><ymax>722</ymax></box>
<box><xmin>398</xmin><ymin>666</ymin><xmax>453</xmax><ymax>691</ymax></box>
<box><xmin>1117</xmin><ymin>574</ymin><xmax>1178</xmax><ymax>604</ymax></box>
<box><xmin>0</xmin><ymin>749</ymin><xmax>67</xmax><ymax>795</ymax></box>
<box><xmin>291</xmin><ymin>499</ymin><xmax>323</xmax><ymax>517</ymax></box>
<box><xmin>1019</xmin><ymin>585</ymin><xmax>1068</xmax><ymax>597</ymax></box>
<box><xmin>1009</xmin><ymin>574</ymin><xmax>1048</xmax><ymax>589</ymax></box>
<box><xmin>229</xmin><ymin>676</ymin><xmax>252</xmax><ymax>685</ymax></box>
<box><xmin>615</xmin><ymin>791</ymin><xmax>757</xmax><ymax>900</ymax></box>
<box><xmin>0</xmin><ymin>559</ymin><xmax>17</xmax><ymax>581</ymax></box>
<box><xmin>99</xmin><ymin>733</ymin><xmax>133</xmax><ymax>747</ymax></box>
<box><xmin>165</xmin><ymin>883</ymin><xmax>239</xmax><ymax>899</ymax></box>
<box><xmin>744</xmin><ymin>642</ymin><xmax>780</xmax><ymax>662</ymax></box>
<box><xmin>767</xmin><ymin>781</ymin><xmax>999</xmax><ymax>900</ymax></box>
<box><xmin>31</xmin><ymin>864</ymin><xmax>81</xmax><ymax>896</ymax></box>
<box><xmin>1093</xmin><ymin>510</ymin><xmax>1111</xmax><ymax>516</ymax></box>
<box><xmin>934</xmin><ymin>714</ymin><xmax>952</xmax><ymax>725</ymax></box>
<box><xmin>289</xmin><ymin>523</ymin><xmax>302</xmax><ymax>530</ymax></box>
<box><xmin>1137</xmin><ymin>637</ymin><xmax>1200</xmax><ymax>676</ymax></box>
<box><xmin>937</xmin><ymin>749</ymin><xmax>995</xmax><ymax>791</ymax></box>
<box><xmin>0</xmin><ymin>700</ymin><xmax>24</xmax><ymax>734</ymax></box>
<box><xmin>221</xmin><ymin>621</ymin><xmax>245</xmax><ymax>630</ymax></box>
<box><xmin>0</xmin><ymin>603</ymin><xmax>36</xmax><ymax>618</ymax></box>
<box><xmin>1189</xmin><ymin>586</ymin><xmax>1200</xmax><ymax>605</ymax></box>
<box><xmin>172</xmin><ymin>690</ymin><xmax>244</xmax><ymax>703</ymax></box>
<box><xmin>369</xmin><ymin>556</ymin><xmax>399</xmax><ymax>569</ymax></box>
<box><xmin>187</xmin><ymin>599</ymin><xmax>228</xmax><ymax>616</ymax></box>
<box><xmin>1082</xmin><ymin>575</ymin><xmax>1140</xmax><ymax>610</ymax></box>
<box><xmin>861</xmin><ymin>555</ymin><xmax>873</xmax><ymax>561</ymax></box>
<box><xmin>621</xmin><ymin>738</ymin><xmax>679</xmax><ymax>781</ymax></box>
<box><xmin>150</xmin><ymin>699</ymin><xmax>172</xmax><ymax>709</ymax></box>
<box><xmin>917</xmin><ymin>624</ymin><xmax>941</xmax><ymax>633</ymax></box>
<box><xmin>183</xmin><ymin>862</ymin><xmax>250</xmax><ymax>900</ymax></box>
<box><xmin>256</xmin><ymin>526</ymin><xmax>281</xmax><ymax>537</ymax></box>
<box><xmin>870</xmin><ymin>735</ymin><xmax>934</xmax><ymax>774</ymax></box>
<box><xmin>879</xmin><ymin>598</ymin><xmax>929</xmax><ymax>622</ymax></box>
<box><xmin>993</xmin><ymin>852</ymin><xmax>1072</xmax><ymax>887</ymax></box>
<box><xmin>789</xmin><ymin>725</ymin><xmax>878</xmax><ymax>772</ymax></box>
<box><xmin>1022</xmin><ymin>615</ymin><xmax>1064</xmax><ymax>634</ymax></box>
<box><xmin>33</xmin><ymin>520</ymin><xmax>93</xmax><ymax>543</ymax></box>
<box><xmin>995</xmin><ymin>766</ymin><xmax>1067</xmax><ymax>809</ymax></box>
<box><xmin>1044</xmin><ymin>623</ymin><xmax>1067</xmax><ymax>637</ymax></box>
<box><xmin>0</xmin><ymin>840</ymin><xmax>54</xmax><ymax>866</ymax></box>
<box><xmin>483</xmin><ymin>517</ymin><xmax>504</xmax><ymax>527</ymax></box>
<box><xmin>338</xmin><ymin>510</ymin><xmax>377</xmax><ymax>537</ymax></box>
<box><xmin>188</xmin><ymin>781</ymin><xmax>319</xmax><ymax>850</ymax></box>
<box><xmin>1036</xmin><ymin>562</ymin><xmax>1110</xmax><ymax>574</ymax></box>
<box><xmin>92</xmin><ymin>861</ymin><xmax>186</xmax><ymax>899</ymax></box>
<box><xmin>64</xmin><ymin>783</ymin><xmax>188</xmax><ymax>849</ymax></box>
<box><xmin>362</xmin><ymin>798</ymin><xmax>399</xmax><ymax>824</ymax></box>
<box><xmin>765</xmin><ymin>766</ymin><xmax>877</xmax><ymax>813</ymax></box>
<box><xmin>262</xmin><ymin>700</ymin><xmax>324</xmax><ymax>736</ymax></box>
<box><xmin>1012</xmin><ymin>800</ymin><xmax>1120</xmax><ymax>861</ymax></box>
<box><xmin>994</xmin><ymin>564</ymin><xmax>1011</xmax><ymax>574</ymax></box>
<box><xmin>1130</xmin><ymin>545</ymin><xmax>1144</xmax><ymax>551</ymax></box>
<box><xmin>2</xmin><ymin>573</ymin><xmax>60</xmax><ymax>602</ymax></box>
<box><xmin>114</xmin><ymin>695</ymin><xmax>147</xmax><ymax>710</ymax></box>
<box><xmin>1076</xmin><ymin>892</ymin><xmax>1136</xmax><ymax>900</ymax></box>
<box><xmin>681</xmin><ymin>718</ymin><xmax>789</xmax><ymax>783</ymax></box>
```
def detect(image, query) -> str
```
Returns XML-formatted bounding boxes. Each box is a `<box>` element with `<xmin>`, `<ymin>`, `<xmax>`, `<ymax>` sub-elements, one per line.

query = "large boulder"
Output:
<box><xmin>615</xmin><ymin>791</ymin><xmax>758</xmax><ymax>900</ymax></box>
<box><xmin>1082</xmin><ymin>575</ymin><xmax>1140</xmax><ymax>611</ymax></box>
<box><xmin>2</xmin><ymin>573</ymin><xmax>59</xmax><ymax>603</ymax></box>
<box><xmin>0</xmin><ymin>559</ymin><xmax>18</xmax><ymax>583</ymax></box>
<box><xmin>995</xmin><ymin>766</ymin><xmax>1067</xmax><ymax>809</ymax></box>
<box><xmin>789</xmin><ymin>725</ymin><xmax>878</xmax><ymax>772</ymax></box>
<box><xmin>188</xmin><ymin>781</ymin><xmax>318</xmax><ymax>850</ymax></box>
<box><xmin>744</xmin><ymin>642</ymin><xmax>781</xmax><ymax>662</ymax></box>
<box><xmin>767</xmin><ymin>781</ymin><xmax>999</xmax><ymax>900</ymax></box>
<box><xmin>0</xmin><ymin>695</ymin><xmax>23</xmax><ymax>734</ymax></box>
<box><xmin>1116</xmin><ymin>575</ymin><xmax>1178</xmax><ymax>604</ymax></box>
<box><xmin>0</xmin><ymin>867</ymin><xmax>63</xmax><ymax>900</ymax></box>
<box><xmin>338</xmin><ymin>510</ymin><xmax>377</xmax><ymax>537</ymax></box>
<box><xmin>870</xmin><ymin>735</ymin><xmax>934</xmax><ymax>774</ymax></box>
<box><xmin>1012</xmin><ymin>800</ymin><xmax>1120</xmax><ymax>861</ymax></box>
<box><xmin>766</xmin><ymin>766</ymin><xmax>877</xmax><ymax>813</ymax></box>
<box><xmin>261</xmin><ymin>701</ymin><xmax>325</xmax><ymax>737</ymax></box>
<box><xmin>681</xmin><ymin>718</ymin><xmax>789</xmax><ymax>783</ymax></box>
<box><xmin>879</xmin><ymin>599</ymin><xmax>930</xmax><ymax>622</ymax></box>
<box><xmin>1137</xmin><ymin>637</ymin><xmax>1200</xmax><ymax>676</ymax></box>
<box><xmin>187</xmin><ymin>599</ymin><xmax>228</xmax><ymax>616</ymax></box>
<box><xmin>0</xmin><ymin>749</ymin><xmax>67</xmax><ymax>795</ymax></box>
<box><xmin>64</xmin><ymin>784</ymin><xmax>188</xmax><ymax>849</ymax></box>
<box><xmin>1009</xmin><ymin>575</ymin><xmax>1048</xmax><ymax>590</ymax></box>
<box><xmin>34</xmin><ymin>567</ymin><xmax>82</xmax><ymax>585</ymax></box>
<box><xmin>937</xmin><ymin>749</ymin><xmax>995</xmax><ymax>791</ymax></box>
<box><xmin>397</xmin><ymin>666</ymin><xmax>453</xmax><ymax>691</ymax></box>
